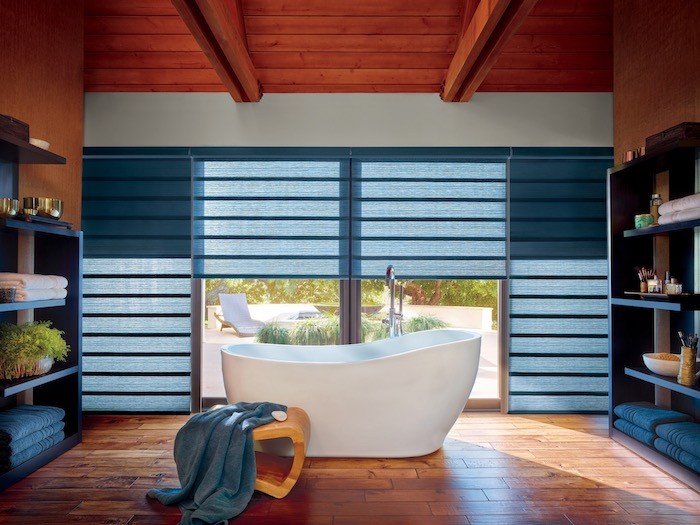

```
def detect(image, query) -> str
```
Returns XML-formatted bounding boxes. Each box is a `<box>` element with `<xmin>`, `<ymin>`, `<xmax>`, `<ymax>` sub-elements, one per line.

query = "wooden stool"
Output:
<box><xmin>252</xmin><ymin>407</ymin><xmax>310</xmax><ymax>498</ymax></box>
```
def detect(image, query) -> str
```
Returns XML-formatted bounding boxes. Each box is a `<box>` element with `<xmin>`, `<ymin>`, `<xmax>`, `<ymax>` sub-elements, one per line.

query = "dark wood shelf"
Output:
<box><xmin>0</xmin><ymin>129</ymin><xmax>65</xmax><ymax>165</ymax></box>
<box><xmin>0</xmin><ymin>365</ymin><xmax>78</xmax><ymax>397</ymax></box>
<box><xmin>0</xmin><ymin>299</ymin><xmax>65</xmax><ymax>312</ymax></box>
<box><xmin>610</xmin><ymin>297</ymin><xmax>697</xmax><ymax>311</ymax></box>
<box><xmin>1</xmin><ymin>218</ymin><xmax>81</xmax><ymax>238</ymax></box>
<box><xmin>623</xmin><ymin>218</ymin><xmax>700</xmax><ymax>237</ymax></box>
<box><xmin>624</xmin><ymin>367</ymin><xmax>700</xmax><ymax>399</ymax></box>
<box><xmin>0</xmin><ymin>433</ymin><xmax>80</xmax><ymax>491</ymax></box>
<box><xmin>608</xmin><ymin>142</ymin><xmax>699</xmax><ymax>176</ymax></box>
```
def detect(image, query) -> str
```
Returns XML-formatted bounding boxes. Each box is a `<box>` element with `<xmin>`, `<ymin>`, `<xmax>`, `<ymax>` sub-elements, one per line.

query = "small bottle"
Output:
<box><xmin>650</xmin><ymin>194</ymin><xmax>663</xmax><ymax>224</ymax></box>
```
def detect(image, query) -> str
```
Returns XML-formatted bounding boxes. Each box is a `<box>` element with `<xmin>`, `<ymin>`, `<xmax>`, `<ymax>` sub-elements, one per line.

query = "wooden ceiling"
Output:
<box><xmin>84</xmin><ymin>0</ymin><xmax>612</xmax><ymax>99</ymax></box>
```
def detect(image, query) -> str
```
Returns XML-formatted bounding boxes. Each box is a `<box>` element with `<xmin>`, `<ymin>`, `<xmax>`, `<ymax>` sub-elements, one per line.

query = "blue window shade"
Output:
<box><xmin>82</xmin><ymin>158</ymin><xmax>191</xmax><ymax>258</ymax></box>
<box><xmin>82</xmin><ymin>153</ymin><xmax>192</xmax><ymax>413</ymax></box>
<box><xmin>508</xmin><ymin>149</ymin><xmax>612</xmax><ymax>414</ymax></box>
<box><xmin>193</xmin><ymin>160</ymin><xmax>350</xmax><ymax>278</ymax></box>
<box><xmin>351</xmin><ymin>161</ymin><xmax>507</xmax><ymax>279</ymax></box>
<box><xmin>82</xmin><ymin>258</ymin><xmax>191</xmax><ymax>413</ymax></box>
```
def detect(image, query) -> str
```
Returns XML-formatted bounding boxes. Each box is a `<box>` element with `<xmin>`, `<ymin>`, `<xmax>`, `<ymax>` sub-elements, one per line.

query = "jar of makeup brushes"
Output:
<box><xmin>677</xmin><ymin>346</ymin><xmax>697</xmax><ymax>386</ymax></box>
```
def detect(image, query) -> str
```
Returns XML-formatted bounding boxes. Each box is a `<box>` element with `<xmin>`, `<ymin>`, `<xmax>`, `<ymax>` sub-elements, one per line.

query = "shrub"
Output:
<box><xmin>290</xmin><ymin>318</ymin><xmax>332</xmax><ymax>345</ymax></box>
<box><xmin>255</xmin><ymin>323</ymin><xmax>290</xmax><ymax>344</ymax></box>
<box><xmin>404</xmin><ymin>315</ymin><xmax>448</xmax><ymax>333</ymax></box>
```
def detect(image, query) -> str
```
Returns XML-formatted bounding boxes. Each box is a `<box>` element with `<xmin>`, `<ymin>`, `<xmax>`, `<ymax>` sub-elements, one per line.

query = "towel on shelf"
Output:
<box><xmin>655</xmin><ymin>421</ymin><xmax>700</xmax><ymax>456</ymax></box>
<box><xmin>0</xmin><ymin>273</ymin><xmax>68</xmax><ymax>290</ymax></box>
<box><xmin>14</xmin><ymin>288</ymin><xmax>68</xmax><ymax>302</ymax></box>
<box><xmin>0</xmin><ymin>405</ymin><xmax>65</xmax><ymax>444</ymax></box>
<box><xmin>613</xmin><ymin>418</ymin><xmax>656</xmax><ymax>446</ymax></box>
<box><xmin>613</xmin><ymin>402</ymin><xmax>692</xmax><ymax>433</ymax></box>
<box><xmin>654</xmin><ymin>438</ymin><xmax>700</xmax><ymax>474</ymax></box>
<box><xmin>148</xmin><ymin>401</ymin><xmax>286</xmax><ymax>525</ymax></box>
<box><xmin>658</xmin><ymin>192</ymin><xmax>700</xmax><ymax>215</ymax></box>
<box><xmin>0</xmin><ymin>430</ymin><xmax>64</xmax><ymax>472</ymax></box>
<box><xmin>0</xmin><ymin>421</ymin><xmax>64</xmax><ymax>457</ymax></box>
<box><xmin>657</xmin><ymin>207</ymin><xmax>700</xmax><ymax>225</ymax></box>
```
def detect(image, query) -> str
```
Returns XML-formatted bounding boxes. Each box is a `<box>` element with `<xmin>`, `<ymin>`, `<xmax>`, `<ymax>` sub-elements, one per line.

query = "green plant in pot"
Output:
<box><xmin>0</xmin><ymin>321</ymin><xmax>69</xmax><ymax>380</ymax></box>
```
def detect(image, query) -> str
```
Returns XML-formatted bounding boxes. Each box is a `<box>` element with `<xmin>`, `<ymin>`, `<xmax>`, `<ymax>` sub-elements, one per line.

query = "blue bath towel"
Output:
<box><xmin>0</xmin><ymin>421</ymin><xmax>64</xmax><ymax>457</ymax></box>
<box><xmin>656</xmin><ymin>421</ymin><xmax>700</xmax><ymax>456</ymax></box>
<box><xmin>613</xmin><ymin>418</ymin><xmax>656</xmax><ymax>446</ymax></box>
<box><xmin>613</xmin><ymin>402</ymin><xmax>692</xmax><ymax>432</ymax></box>
<box><xmin>654</xmin><ymin>438</ymin><xmax>700</xmax><ymax>474</ymax></box>
<box><xmin>0</xmin><ymin>405</ymin><xmax>65</xmax><ymax>444</ymax></box>
<box><xmin>0</xmin><ymin>430</ymin><xmax>64</xmax><ymax>471</ymax></box>
<box><xmin>148</xmin><ymin>402</ymin><xmax>286</xmax><ymax>525</ymax></box>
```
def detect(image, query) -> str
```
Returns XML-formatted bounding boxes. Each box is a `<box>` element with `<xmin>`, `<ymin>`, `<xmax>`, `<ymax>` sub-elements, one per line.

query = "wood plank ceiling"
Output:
<box><xmin>84</xmin><ymin>0</ymin><xmax>612</xmax><ymax>98</ymax></box>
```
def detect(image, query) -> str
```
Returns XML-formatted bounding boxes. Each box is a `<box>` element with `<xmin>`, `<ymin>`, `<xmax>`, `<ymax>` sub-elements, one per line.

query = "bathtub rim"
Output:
<box><xmin>220</xmin><ymin>328</ymin><xmax>481</xmax><ymax>365</ymax></box>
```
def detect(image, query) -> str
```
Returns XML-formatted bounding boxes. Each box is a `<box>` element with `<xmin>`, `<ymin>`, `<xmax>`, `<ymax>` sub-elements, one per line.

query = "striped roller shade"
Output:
<box><xmin>82</xmin><ymin>152</ymin><xmax>192</xmax><ymax>412</ymax></box>
<box><xmin>508</xmin><ymin>148</ymin><xmax>612</xmax><ymax>413</ymax></box>
<box><xmin>193</xmin><ymin>158</ymin><xmax>350</xmax><ymax>279</ymax></box>
<box><xmin>350</xmin><ymin>154</ymin><xmax>508</xmax><ymax>279</ymax></box>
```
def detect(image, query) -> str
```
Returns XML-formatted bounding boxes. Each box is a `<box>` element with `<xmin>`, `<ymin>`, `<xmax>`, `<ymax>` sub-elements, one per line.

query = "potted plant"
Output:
<box><xmin>0</xmin><ymin>321</ymin><xmax>69</xmax><ymax>380</ymax></box>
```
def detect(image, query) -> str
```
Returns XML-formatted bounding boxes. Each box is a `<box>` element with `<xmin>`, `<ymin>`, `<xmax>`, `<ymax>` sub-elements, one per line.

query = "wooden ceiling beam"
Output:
<box><xmin>171</xmin><ymin>0</ymin><xmax>261</xmax><ymax>102</ymax></box>
<box><xmin>442</xmin><ymin>0</ymin><xmax>538</xmax><ymax>102</ymax></box>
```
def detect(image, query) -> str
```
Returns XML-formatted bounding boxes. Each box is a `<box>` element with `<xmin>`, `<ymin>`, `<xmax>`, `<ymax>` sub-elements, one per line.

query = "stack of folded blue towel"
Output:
<box><xmin>613</xmin><ymin>401</ymin><xmax>699</xmax><ymax>473</ymax></box>
<box><xmin>0</xmin><ymin>405</ymin><xmax>65</xmax><ymax>472</ymax></box>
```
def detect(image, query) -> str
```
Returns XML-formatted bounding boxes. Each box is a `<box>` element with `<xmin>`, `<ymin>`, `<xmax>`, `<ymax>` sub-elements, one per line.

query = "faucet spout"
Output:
<box><xmin>384</xmin><ymin>265</ymin><xmax>403</xmax><ymax>338</ymax></box>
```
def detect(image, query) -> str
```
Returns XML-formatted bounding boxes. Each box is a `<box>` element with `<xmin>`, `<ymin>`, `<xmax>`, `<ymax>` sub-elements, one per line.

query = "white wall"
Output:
<box><xmin>84</xmin><ymin>92</ymin><xmax>612</xmax><ymax>147</ymax></box>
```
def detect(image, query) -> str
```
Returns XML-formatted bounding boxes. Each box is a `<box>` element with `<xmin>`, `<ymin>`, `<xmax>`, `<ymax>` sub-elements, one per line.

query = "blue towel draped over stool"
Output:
<box><xmin>0</xmin><ymin>405</ymin><xmax>65</xmax><ymax>444</ymax></box>
<box><xmin>613</xmin><ymin>418</ymin><xmax>656</xmax><ymax>446</ymax></box>
<box><xmin>654</xmin><ymin>438</ymin><xmax>700</xmax><ymax>473</ymax></box>
<box><xmin>613</xmin><ymin>402</ymin><xmax>692</xmax><ymax>432</ymax></box>
<box><xmin>655</xmin><ymin>421</ymin><xmax>700</xmax><ymax>456</ymax></box>
<box><xmin>148</xmin><ymin>401</ymin><xmax>286</xmax><ymax>525</ymax></box>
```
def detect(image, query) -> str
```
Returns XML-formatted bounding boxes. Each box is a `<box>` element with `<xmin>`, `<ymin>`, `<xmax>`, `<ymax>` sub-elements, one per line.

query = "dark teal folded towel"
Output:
<box><xmin>0</xmin><ymin>405</ymin><xmax>65</xmax><ymax>444</ymax></box>
<box><xmin>0</xmin><ymin>421</ymin><xmax>64</xmax><ymax>457</ymax></box>
<box><xmin>0</xmin><ymin>430</ymin><xmax>64</xmax><ymax>472</ymax></box>
<box><xmin>654</xmin><ymin>438</ymin><xmax>700</xmax><ymax>474</ymax></box>
<box><xmin>613</xmin><ymin>418</ymin><xmax>656</xmax><ymax>446</ymax></box>
<box><xmin>655</xmin><ymin>421</ymin><xmax>700</xmax><ymax>456</ymax></box>
<box><xmin>148</xmin><ymin>401</ymin><xmax>286</xmax><ymax>525</ymax></box>
<box><xmin>613</xmin><ymin>402</ymin><xmax>692</xmax><ymax>432</ymax></box>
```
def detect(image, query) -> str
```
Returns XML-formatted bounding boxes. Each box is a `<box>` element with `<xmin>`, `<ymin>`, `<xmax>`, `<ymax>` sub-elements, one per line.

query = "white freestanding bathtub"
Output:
<box><xmin>221</xmin><ymin>329</ymin><xmax>481</xmax><ymax>457</ymax></box>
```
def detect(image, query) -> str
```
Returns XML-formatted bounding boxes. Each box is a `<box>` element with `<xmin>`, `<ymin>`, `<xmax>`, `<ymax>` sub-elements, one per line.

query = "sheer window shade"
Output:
<box><xmin>193</xmin><ymin>160</ymin><xmax>350</xmax><ymax>278</ymax></box>
<box><xmin>351</xmin><ymin>161</ymin><xmax>507</xmax><ymax>279</ymax></box>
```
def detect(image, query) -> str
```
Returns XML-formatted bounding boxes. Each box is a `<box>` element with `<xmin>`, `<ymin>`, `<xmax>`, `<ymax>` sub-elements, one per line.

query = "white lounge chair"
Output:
<box><xmin>216</xmin><ymin>293</ymin><xmax>266</xmax><ymax>337</ymax></box>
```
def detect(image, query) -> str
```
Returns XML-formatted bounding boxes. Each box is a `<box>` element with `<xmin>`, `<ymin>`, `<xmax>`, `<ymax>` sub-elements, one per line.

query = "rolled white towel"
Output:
<box><xmin>658</xmin><ymin>193</ymin><xmax>700</xmax><ymax>216</ymax></box>
<box><xmin>14</xmin><ymin>288</ymin><xmax>68</xmax><ymax>302</ymax></box>
<box><xmin>658</xmin><ymin>207</ymin><xmax>700</xmax><ymax>225</ymax></box>
<box><xmin>0</xmin><ymin>273</ymin><xmax>68</xmax><ymax>290</ymax></box>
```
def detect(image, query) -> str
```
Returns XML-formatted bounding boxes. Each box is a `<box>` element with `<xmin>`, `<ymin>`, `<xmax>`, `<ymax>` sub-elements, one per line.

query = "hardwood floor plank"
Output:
<box><xmin>365</xmin><ymin>488</ymin><xmax>488</xmax><ymax>502</ymax></box>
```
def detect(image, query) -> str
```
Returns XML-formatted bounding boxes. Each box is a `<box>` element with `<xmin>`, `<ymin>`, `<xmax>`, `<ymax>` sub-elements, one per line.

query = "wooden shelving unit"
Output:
<box><xmin>0</xmin><ymin>131</ymin><xmax>82</xmax><ymax>491</ymax></box>
<box><xmin>608</xmin><ymin>139</ymin><xmax>700</xmax><ymax>490</ymax></box>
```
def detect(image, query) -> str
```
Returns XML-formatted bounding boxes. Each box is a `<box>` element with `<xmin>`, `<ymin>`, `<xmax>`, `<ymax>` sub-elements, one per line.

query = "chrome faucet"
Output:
<box><xmin>383</xmin><ymin>265</ymin><xmax>404</xmax><ymax>338</ymax></box>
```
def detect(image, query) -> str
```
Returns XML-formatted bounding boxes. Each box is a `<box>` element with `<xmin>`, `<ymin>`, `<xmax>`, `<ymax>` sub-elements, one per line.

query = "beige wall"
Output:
<box><xmin>614</xmin><ymin>0</ymin><xmax>700</xmax><ymax>164</ymax></box>
<box><xmin>84</xmin><ymin>92</ymin><xmax>613</xmax><ymax>147</ymax></box>
<box><xmin>0</xmin><ymin>0</ymin><xmax>84</xmax><ymax>227</ymax></box>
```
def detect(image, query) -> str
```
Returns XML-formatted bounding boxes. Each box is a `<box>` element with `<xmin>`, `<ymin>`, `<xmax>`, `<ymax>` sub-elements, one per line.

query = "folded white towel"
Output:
<box><xmin>14</xmin><ymin>288</ymin><xmax>68</xmax><ymax>302</ymax></box>
<box><xmin>0</xmin><ymin>273</ymin><xmax>68</xmax><ymax>290</ymax></box>
<box><xmin>658</xmin><ymin>207</ymin><xmax>700</xmax><ymax>225</ymax></box>
<box><xmin>658</xmin><ymin>193</ymin><xmax>700</xmax><ymax>216</ymax></box>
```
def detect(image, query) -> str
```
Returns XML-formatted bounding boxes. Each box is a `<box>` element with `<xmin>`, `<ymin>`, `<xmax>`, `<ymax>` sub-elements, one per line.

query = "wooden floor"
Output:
<box><xmin>0</xmin><ymin>413</ymin><xmax>698</xmax><ymax>524</ymax></box>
